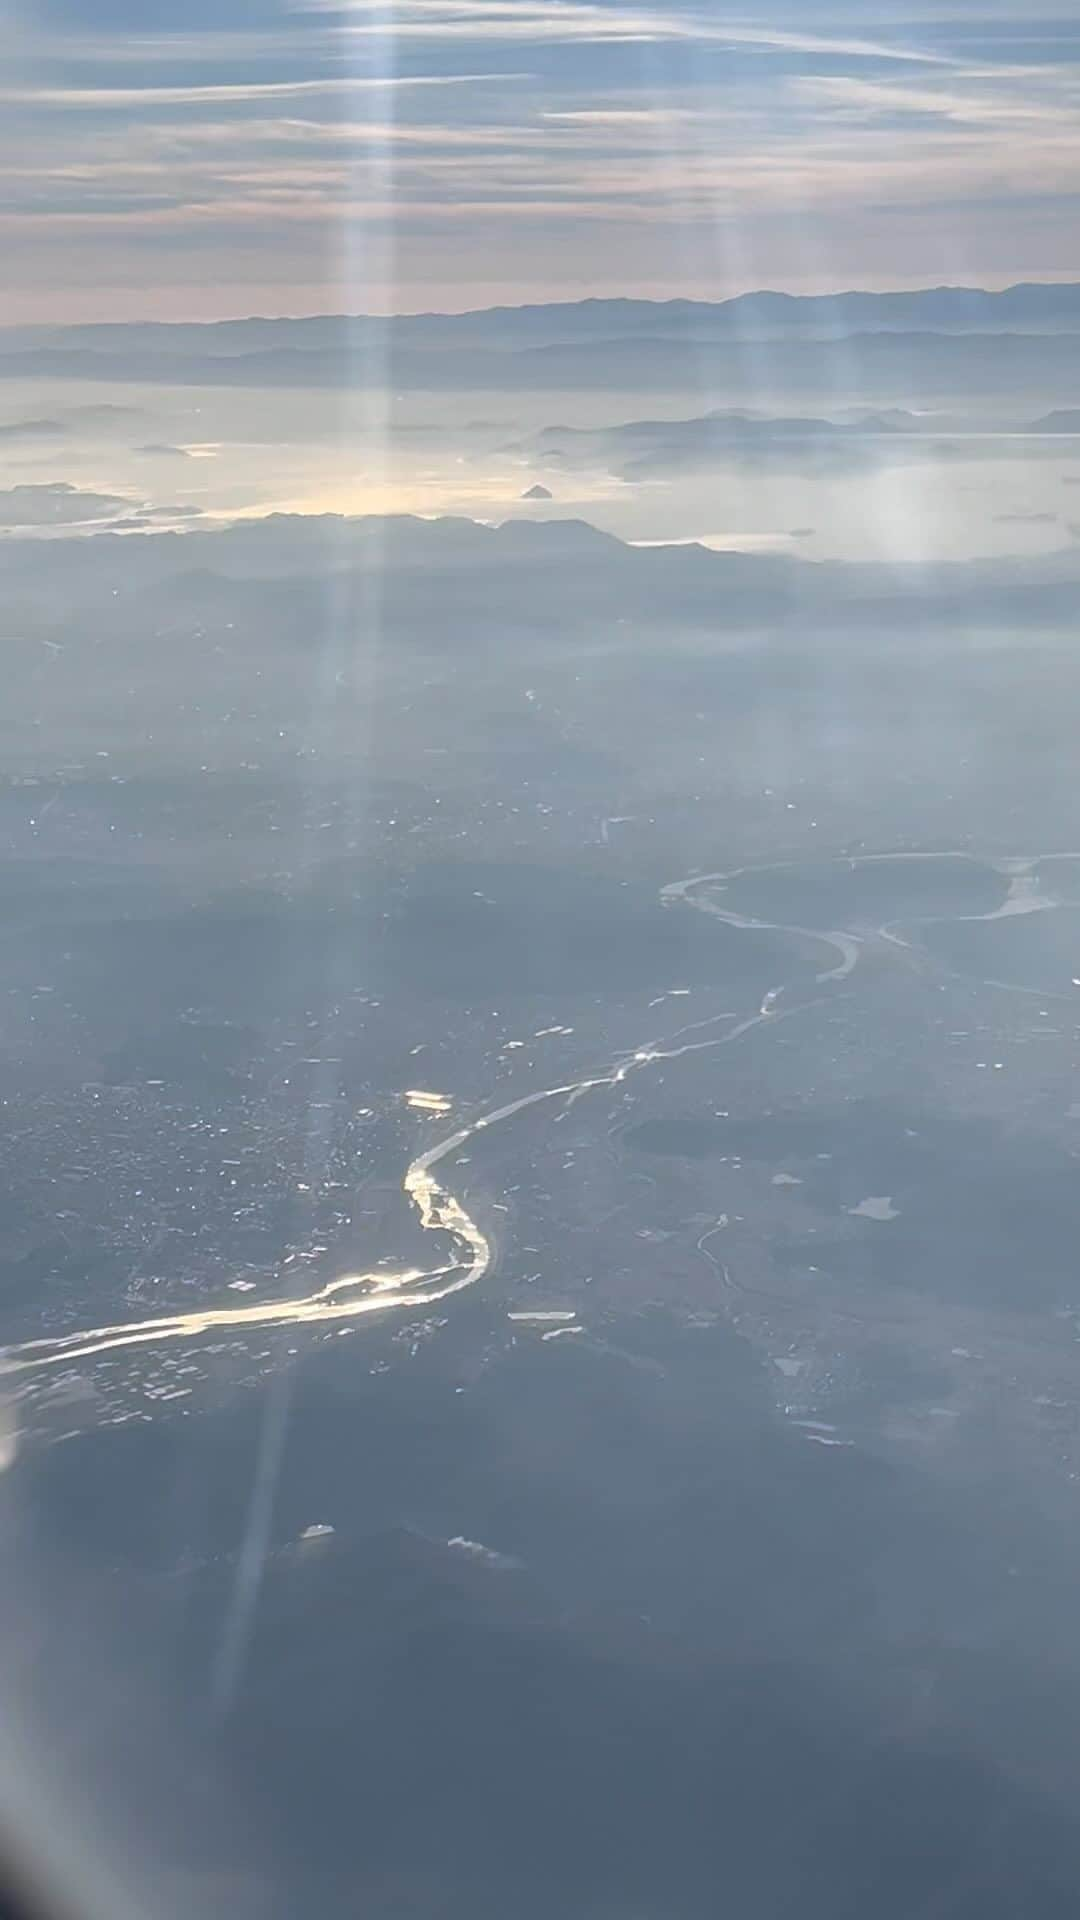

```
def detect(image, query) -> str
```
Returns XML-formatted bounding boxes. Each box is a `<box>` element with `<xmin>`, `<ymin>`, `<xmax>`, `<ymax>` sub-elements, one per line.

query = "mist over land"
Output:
<box><xmin>2</xmin><ymin>269</ymin><xmax>1080</xmax><ymax>1915</ymax></box>
<box><xmin>6</xmin><ymin>0</ymin><xmax>1080</xmax><ymax>1899</ymax></box>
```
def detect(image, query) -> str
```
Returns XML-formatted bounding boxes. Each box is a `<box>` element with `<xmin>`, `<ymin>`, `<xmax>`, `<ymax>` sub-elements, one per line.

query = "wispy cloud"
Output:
<box><xmin>4</xmin><ymin>0</ymin><xmax>1079</xmax><ymax>313</ymax></box>
<box><xmin>3</xmin><ymin>73</ymin><xmax>533</xmax><ymax>108</ymax></box>
<box><xmin>320</xmin><ymin>0</ymin><xmax>951</xmax><ymax>63</ymax></box>
<box><xmin>795</xmin><ymin>67</ymin><xmax>1080</xmax><ymax>129</ymax></box>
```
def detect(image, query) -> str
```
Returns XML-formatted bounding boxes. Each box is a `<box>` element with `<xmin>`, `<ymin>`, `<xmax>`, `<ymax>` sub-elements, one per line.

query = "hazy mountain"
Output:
<box><xmin>1028</xmin><ymin>410</ymin><xmax>1080</xmax><ymax>432</ymax></box>
<box><xmin>5</xmin><ymin>283</ymin><xmax>1080</xmax><ymax>358</ymax></box>
<box><xmin>1</xmin><ymin>287</ymin><xmax>1078</xmax><ymax>403</ymax></box>
<box><xmin>527</xmin><ymin>408</ymin><xmax>921</xmax><ymax>477</ymax></box>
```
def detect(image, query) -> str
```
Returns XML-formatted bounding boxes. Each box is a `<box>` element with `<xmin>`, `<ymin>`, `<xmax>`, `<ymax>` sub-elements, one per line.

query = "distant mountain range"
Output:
<box><xmin>0</xmin><ymin>288</ymin><xmax>1077</xmax><ymax>401</ymax></box>
<box><xmin>3</xmin><ymin>507</ymin><xmax>1077</xmax><ymax>623</ymax></box>
<box><xmin>6</xmin><ymin>283</ymin><xmax>1080</xmax><ymax>358</ymax></box>
<box><xmin>521</xmin><ymin>405</ymin><xmax>1080</xmax><ymax>477</ymax></box>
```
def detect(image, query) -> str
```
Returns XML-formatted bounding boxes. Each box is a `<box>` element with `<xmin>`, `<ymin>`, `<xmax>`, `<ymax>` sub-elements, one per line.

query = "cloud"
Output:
<box><xmin>1</xmin><ymin>73</ymin><xmax>533</xmax><ymax>107</ymax></box>
<box><xmin>446</xmin><ymin>1535</ymin><xmax>521</xmax><ymax>1569</ymax></box>
<box><xmin>0</xmin><ymin>479</ymin><xmax>202</xmax><ymax>530</ymax></box>
<box><xmin>6</xmin><ymin>0</ymin><xmax>1080</xmax><ymax>312</ymax></box>
<box><xmin>135</xmin><ymin>502</ymin><xmax>204</xmax><ymax>518</ymax></box>
<box><xmin>0</xmin><ymin>416</ymin><xmax>66</xmax><ymax>441</ymax></box>
<box><xmin>311</xmin><ymin>0</ymin><xmax>950</xmax><ymax>64</ymax></box>
<box><xmin>0</xmin><ymin>481</ymin><xmax>208</xmax><ymax>533</ymax></box>
<box><xmin>0</xmin><ymin>481</ymin><xmax>135</xmax><ymax>527</ymax></box>
<box><xmin>104</xmin><ymin>504</ymin><xmax>205</xmax><ymax>527</ymax></box>
<box><xmin>65</xmin><ymin>402</ymin><xmax>144</xmax><ymax>423</ymax></box>
<box><xmin>1029</xmin><ymin>410</ymin><xmax>1080</xmax><ymax>432</ymax></box>
<box><xmin>23</xmin><ymin>0</ymin><xmax>296</xmax><ymax>24</ymax></box>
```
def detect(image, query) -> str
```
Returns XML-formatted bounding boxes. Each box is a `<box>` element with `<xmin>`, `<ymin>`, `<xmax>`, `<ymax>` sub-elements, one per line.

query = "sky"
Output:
<box><xmin>4</xmin><ymin>0</ymin><xmax>1080</xmax><ymax>319</ymax></box>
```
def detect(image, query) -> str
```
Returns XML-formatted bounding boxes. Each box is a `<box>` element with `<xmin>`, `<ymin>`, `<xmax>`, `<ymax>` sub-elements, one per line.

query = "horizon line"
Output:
<box><xmin>6</xmin><ymin>276</ymin><xmax>1080</xmax><ymax>333</ymax></box>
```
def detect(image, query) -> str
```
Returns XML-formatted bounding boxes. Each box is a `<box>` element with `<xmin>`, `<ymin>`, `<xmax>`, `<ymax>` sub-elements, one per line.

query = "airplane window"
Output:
<box><xmin>3</xmin><ymin>3</ymin><xmax>1080</xmax><ymax>1916</ymax></box>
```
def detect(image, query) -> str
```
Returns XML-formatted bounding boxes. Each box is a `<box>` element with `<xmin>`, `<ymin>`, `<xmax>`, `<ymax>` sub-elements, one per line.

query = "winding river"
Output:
<box><xmin>6</xmin><ymin>849</ymin><xmax>1074</xmax><ymax>1377</ymax></box>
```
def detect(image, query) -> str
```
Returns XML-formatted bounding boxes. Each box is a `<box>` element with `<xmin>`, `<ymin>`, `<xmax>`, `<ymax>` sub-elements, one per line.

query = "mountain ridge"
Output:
<box><xmin>4</xmin><ymin>282</ymin><xmax>1080</xmax><ymax>357</ymax></box>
